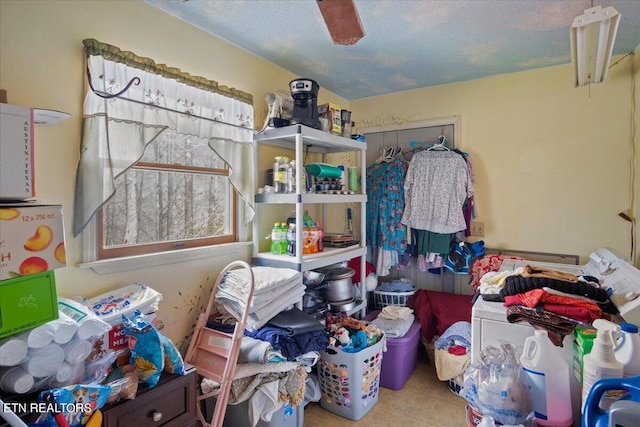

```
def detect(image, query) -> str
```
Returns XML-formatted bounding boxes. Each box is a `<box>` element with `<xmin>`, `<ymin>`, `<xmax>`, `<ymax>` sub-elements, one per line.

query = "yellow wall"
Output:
<box><xmin>0</xmin><ymin>0</ymin><xmax>347</xmax><ymax>346</ymax></box>
<box><xmin>352</xmin><ymin>54</ymin><xmax>638</xmax><ymax>266</ymax></box>
<box><xmin>1</xmin><ymin>0</ymin><xmax>638</xmax><ymax>346</ymax></box>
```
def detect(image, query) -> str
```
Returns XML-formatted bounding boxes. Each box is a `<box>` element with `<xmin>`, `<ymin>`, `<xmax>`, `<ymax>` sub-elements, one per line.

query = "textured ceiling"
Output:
<box><xmin>144</xmin><ymin>0</ymin><xmax>640</xmax><ymax>100</ymax></box>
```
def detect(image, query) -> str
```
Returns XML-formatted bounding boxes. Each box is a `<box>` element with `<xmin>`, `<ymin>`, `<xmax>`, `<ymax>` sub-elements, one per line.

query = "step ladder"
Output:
<box><xmin>185</xmin><ymin>260</ymin><xmax>255</xmax><ymax>427</ymax></box>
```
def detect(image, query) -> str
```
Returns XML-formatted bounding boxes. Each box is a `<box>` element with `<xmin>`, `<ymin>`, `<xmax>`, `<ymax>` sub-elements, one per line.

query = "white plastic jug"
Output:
<box><xmin>520</xmin><ymin>329</ymin><xmax>573</xmax><ymax>427</ymax></box>
<box><xmin>615</xmin><ymin>322</ymin><xmax>640</xmax><ymax>378</ymax></box>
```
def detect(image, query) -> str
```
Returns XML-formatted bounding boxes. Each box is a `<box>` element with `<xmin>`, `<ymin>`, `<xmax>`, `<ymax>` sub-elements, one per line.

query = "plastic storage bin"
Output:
<box><xmin>220</xmin><ymin>400</ymin><xmax>303</xmax><ymax>427</ymax></box>
<box><xmin>318</xmin><ymin>337</ymin><xmax>384</xmax><ymax>420</ymax></box>
<box><xmin>364</xmin><ymin>311</ymin><xmax>421</xmax><ymax>390</ymax></box>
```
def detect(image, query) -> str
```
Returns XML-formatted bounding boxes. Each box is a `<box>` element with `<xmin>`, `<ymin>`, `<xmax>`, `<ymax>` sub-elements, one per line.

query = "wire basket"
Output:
<box><xmin>373</xmin><ymin>289</ymin><xmax>415</xmax><ymax>309</ymax></box>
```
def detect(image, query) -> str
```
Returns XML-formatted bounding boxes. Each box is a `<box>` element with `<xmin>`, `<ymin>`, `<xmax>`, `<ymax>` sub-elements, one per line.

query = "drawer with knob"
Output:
<box><xmin>102</xmin><ymin>366</ymin><xmax>197</xmax><ymax>427</ymax></box>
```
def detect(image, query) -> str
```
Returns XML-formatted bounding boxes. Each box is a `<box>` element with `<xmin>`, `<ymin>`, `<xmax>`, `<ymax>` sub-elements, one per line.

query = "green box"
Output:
<box><xmin>0</xmin><ymin>271</ymin><xmax>58</xmax><ymax>338</ymax></box>
<box><xmin>573</xmin><ymin>325</ymin><xmax>597</xmax><ymax>385</ymax></box>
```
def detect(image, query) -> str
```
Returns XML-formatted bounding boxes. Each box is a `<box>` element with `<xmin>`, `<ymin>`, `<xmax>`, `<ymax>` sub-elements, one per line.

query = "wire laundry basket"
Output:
<box><xmin>373</xmin><ymin>289</ymin><xmax>415</xmax><ymax>309</ymax></box>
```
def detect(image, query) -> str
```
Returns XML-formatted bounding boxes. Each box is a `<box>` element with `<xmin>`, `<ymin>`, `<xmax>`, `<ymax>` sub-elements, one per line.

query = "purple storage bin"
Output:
<box><xmin>364</xmin><ymin>310</ymin><xmax>421</xmax><ymax>390</ymax></box>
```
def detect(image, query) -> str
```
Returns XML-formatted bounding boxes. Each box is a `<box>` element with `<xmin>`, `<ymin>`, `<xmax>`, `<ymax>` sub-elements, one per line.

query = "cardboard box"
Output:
<box><xmin>318</xmin><ymin>103</ymin><xmax>342</xmax><ymax>135</ymax></box>
<box><xmin>0</xmin><ymin>103</ymin><xmax>35</xmax><ymax>200</ymax></box>
<box><xmin>0</xmin><ymin>271</ymin><xmax>58</xmax><ymax>338</ymax></box>
<box><xmin>573</xmin><ymin>325</ymin><xmax>597</xmax><ymax>385</ymax></box>
<box><xmin>0</xmin><ymin>203</ymin><xmax>66</xmax><ymax>281</ymax></box>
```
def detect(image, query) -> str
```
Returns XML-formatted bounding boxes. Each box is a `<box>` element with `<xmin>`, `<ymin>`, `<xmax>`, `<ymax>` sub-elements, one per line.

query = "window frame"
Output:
<box><xmin>97</xmin><ymin>158</ymin><xmax>238</xmax><ymax>259</ymax></box>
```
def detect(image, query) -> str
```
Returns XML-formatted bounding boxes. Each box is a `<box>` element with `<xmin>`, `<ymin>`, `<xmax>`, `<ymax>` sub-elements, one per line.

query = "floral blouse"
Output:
<box><xmin>366</xmin><ymin>157</ymin><xmax>407</xmax><ymax>253</ymax></box>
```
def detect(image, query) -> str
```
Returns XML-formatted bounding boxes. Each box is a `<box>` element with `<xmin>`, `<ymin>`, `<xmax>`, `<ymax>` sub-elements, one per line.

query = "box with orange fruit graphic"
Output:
<box><xmin>0</xmin><ymin>203</ymin><xmax>66</xmax><ymax>281</ymax></box>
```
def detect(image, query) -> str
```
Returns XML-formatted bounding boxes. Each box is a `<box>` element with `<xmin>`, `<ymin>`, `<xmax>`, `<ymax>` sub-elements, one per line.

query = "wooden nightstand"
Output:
<box><xmin>101</xmin><ymin>366</ymin><xmax>198</xmax><ymax>427</ymax></box>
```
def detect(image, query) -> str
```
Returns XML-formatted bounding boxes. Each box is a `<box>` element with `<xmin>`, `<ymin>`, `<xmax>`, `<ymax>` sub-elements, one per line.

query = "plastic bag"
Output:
<box><xmin>122</xmin><ymin>310</ymin><xmax>164</xmax><ymax>388</ymax></box>
<box><xmin>461</xmin><ymin>342</ymin><xmax>535</xmax><ymax>426</ymax></box>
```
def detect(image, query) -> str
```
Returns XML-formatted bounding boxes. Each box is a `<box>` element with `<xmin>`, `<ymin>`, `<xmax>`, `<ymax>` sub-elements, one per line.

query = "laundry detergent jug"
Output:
<box><xmin>582</xmin><ymin>375</ymin><xmax>640</xmax><ymax>427</ymax></box>
<box><xmin>520</xmin><ymin>329</ymin><xmax>573</xmax><ymax>427</ymax></box>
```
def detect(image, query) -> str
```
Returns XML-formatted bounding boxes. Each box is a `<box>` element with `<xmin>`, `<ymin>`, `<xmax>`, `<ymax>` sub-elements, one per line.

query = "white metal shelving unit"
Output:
<box><xmin>252</xmin><ymin>124</ymin><xmax>368</xmax><ymax>316</ymax></box>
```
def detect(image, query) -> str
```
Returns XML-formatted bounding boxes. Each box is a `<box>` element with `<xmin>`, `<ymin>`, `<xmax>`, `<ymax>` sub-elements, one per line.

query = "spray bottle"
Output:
<box><xmin>581</xmin><ymin>319</ymin><xmax>623</xmax><ymax>413</ymax></box>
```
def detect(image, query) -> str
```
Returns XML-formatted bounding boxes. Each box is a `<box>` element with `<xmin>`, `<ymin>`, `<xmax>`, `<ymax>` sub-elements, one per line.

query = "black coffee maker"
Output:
<box><xmin>289</xmin><ymin>78</ymin><xmax>320</xmax><ymax>129</ymax></box>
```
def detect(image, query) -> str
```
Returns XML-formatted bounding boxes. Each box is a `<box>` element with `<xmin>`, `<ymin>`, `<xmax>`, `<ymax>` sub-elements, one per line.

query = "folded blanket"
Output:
<box><xmin>222</xmin><ymin>284</ymin><xmax>307</xmax><ymax>331</ymax></box>
<box><xmin>221</xmin><ymin>266</ymin><xmax>301</xmax><ymax>294</ymax></box>
<box><xmin>371</xmin><ymin>313</ymin><xmax>415</xmax><ymax>338</ymax></box>
<box><xmin>216</xmin><ymin>267</ymin><xmax>302</xmax><ymax>317</ymax></box>
<box><xmin>505</xmin><ymin>305</ymin><xmax>577</xmax><ymax>347</ymax></box>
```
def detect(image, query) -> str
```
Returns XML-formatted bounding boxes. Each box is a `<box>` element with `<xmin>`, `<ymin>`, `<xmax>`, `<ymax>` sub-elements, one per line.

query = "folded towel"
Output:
<box><xmin>371</xmin><ymin>313</ymin><xmax>415</xmax><ymax>338</ymax></box>
<box><xmin>379</xmin><ymin>305</ymin><xmax>413</xmax><ymax>320</ymax></box>
<box><xmin>220</xmin><ymin>266</ymin><xmax>301</xmax><ymax>295</ymax></box>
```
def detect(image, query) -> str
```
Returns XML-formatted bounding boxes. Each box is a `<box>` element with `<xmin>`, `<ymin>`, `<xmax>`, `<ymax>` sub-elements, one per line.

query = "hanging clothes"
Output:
<box><xmin>366</xmin><ymin>157</ymin><xmax>406</xmax><ymax>275</ymax></box>
<box><xmin>401</xmin><ymin>150</ymin><xmax>473</xmax><ymax>234</ymax></box>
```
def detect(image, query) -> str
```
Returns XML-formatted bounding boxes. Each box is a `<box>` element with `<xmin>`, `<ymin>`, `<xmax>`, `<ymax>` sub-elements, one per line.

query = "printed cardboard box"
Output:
<box><xmin>0</xmin><ymin>203</ymin><xmax>66</xmax><ymax>281</ymax></box>
<box><xmin>0</xmin><ymin>103</ymin><xmax>35</xmax><ymax>200</ymax></box>
<box><xmin>318</xmin><ymin>103</ymin><xmax>342</xmax><ymax>135</ymax></box>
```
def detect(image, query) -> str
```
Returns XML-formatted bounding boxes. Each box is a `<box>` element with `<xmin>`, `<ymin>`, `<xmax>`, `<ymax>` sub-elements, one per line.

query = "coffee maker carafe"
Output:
<box><xmin>289</xmin><ymin>78</ymin><xmax>320</xmax><ymax>129</ymax></box>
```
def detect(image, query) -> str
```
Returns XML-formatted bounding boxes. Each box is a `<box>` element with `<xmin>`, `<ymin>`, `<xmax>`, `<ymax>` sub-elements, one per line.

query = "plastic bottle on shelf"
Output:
<box><xmin>281</xmin><ymin>222</ymin><xmax>290</xmax><ymax>254</ymax></box>
<box><xmin>520</xmin><ymin>329</ymin><xmax>573</xmax><ymax>427</ymax></box>
<box><xmin>303</xmin><ymin>210</ymin><xmax>313</xmax><ymax>228</ymax></box>
<box><xmin>614</xmin><ymin>322</ymin><xmax>640</xmax><ymax>377</ymax></box>
<box><xmin>270</xmin><ymin>222</ymin><xmax>280</xmax><ymax>254</ymax></box>
<box><xmin>581</xmin><ymin>319</ymin><xmax>624</xmax><ymax>413</ymax></box>
<box><xmin>287</xmin><ymin>223</ymin><xmax>296</xmax><ymax>256</ymax></box>
<box><xmin>338</xmin><ymin>165</ymin><xmax>346</xmax><ymax>190</ymax></box>
<box><xmin>317</xmin><ymin>221</ymin><xmax>324</xmax><ymax>252</ymax></box>
<box><xmin>286</xmin><ymin>160</ymin><xmax>297</xmax><ymax>194</ymax></box>
<box><xmin>309</xmin><ymin>223</ymin><xmax>319</xmax><ymax>253</ymax></box>
<box><xmin>286</xmin><ymin>209</ymin><xmax>296</xmax><ymax>227</ymax></box>
<box><xmin>273</xmin><ymin>156</ymin><xmax>289</xmax><ymax>193</ymax></box>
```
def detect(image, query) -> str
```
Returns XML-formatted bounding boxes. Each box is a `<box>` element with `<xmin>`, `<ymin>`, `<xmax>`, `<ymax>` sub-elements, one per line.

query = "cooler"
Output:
<box><xmin>365</xmin><ymin>310</ymin><xmax>421</xmax><ymax>390</ymax></box>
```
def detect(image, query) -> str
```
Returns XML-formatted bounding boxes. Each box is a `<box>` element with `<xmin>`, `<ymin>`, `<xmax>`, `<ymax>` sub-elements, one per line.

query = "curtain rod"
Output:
<box><xmin>86</xmin><ymin>67</ymin><xmax>255</xmax><ymax>133</ymax></box>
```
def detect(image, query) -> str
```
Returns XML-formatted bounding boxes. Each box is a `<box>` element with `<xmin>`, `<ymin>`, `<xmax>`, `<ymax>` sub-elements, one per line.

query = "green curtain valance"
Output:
<box><xmin>83</xmin><ymin>38</ymin><xmax>253</xmax><ymax>105</ymax></box>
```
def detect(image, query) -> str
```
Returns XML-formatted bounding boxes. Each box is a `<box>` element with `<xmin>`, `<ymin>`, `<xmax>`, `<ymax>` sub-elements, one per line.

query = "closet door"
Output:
<box><xmin>361</xmin><ymin>117</ymin><xmax>473</xmax><ymax>295</ymax></box>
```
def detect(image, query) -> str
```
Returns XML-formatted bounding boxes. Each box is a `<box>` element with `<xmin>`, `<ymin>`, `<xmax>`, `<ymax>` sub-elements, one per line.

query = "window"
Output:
<box><xmin>99</xmin><ymin>129</ymin><xmax>236</xmax><ymax>259</ymax></box>
<box><xmin>74</xmin><ymin>39</ymin><xmax>255</xmax><ymax>270</ymax></box>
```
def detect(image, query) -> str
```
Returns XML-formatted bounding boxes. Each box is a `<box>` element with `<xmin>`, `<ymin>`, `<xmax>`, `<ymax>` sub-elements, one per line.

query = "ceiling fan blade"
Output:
<box><xmin>316</xmin><ymin>0</ymin><xmax>365</xmax><ymax>46</ymax></box>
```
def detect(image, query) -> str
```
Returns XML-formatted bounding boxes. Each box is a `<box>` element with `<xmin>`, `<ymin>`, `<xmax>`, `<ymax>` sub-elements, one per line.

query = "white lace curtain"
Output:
<box><xmin>73</xmin><ymin>39</ymin><xmax>255</xmax><ymax>236</ymax></box>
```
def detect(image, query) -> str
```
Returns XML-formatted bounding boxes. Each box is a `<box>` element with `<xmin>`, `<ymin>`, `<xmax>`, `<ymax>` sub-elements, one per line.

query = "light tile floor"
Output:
<box><xmin>303</xmin><ymin>346</ymin><xmax>468</xmax><ymax>427</ymax></box>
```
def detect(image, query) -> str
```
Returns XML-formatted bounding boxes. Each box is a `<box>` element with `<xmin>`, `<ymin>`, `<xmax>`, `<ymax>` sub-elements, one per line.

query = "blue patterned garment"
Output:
<box><xmin>366</xmin><ymin>158</ymin><xmax>407</xmax><ymax>254</ymax></box>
